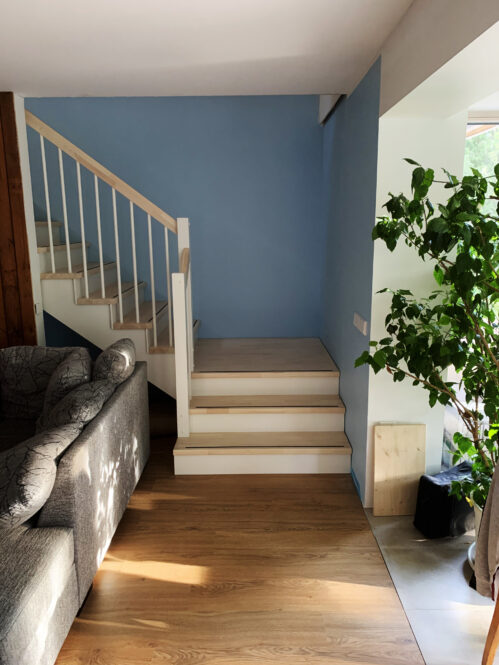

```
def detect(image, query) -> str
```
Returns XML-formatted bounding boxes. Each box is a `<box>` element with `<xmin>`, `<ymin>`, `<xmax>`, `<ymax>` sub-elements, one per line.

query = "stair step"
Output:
<box><xmin>77</xmin><ymin>281</ymin><xmax>145</xmax><ymax>305</ymax></box>
<box><xmin>189</xmin><ymin>394</ymin><xmax>345</xmax><ymax>414</ymax></box>
<box><xmin>175</xmin><ymin>431</ymin><xmax>351</xmax><ymax>454</ymax></box>
<box><xmin>113</xmin><ymin>300</ymin><xmax>168</xmax><ymax>330</ymax></box>
<box><xmin>35</xmin><ymin>220</ymin><xmax>63</xmax><ymax>227</ymax></box>
<box><xmin>195</xmin><ymin>338</ymin><xmax>338</xmax><ymax>373</ymax></box>
<box><xmin>41</xmin><ymin>261</ymin><xmax>116</xmax><ymax>280</ymax></box>
<box><xmin>37</xmin><ymin>241</ymin><xmax>88</xmax><ymax>254</ymax></box>
<box><xmin>149</xmin><ymin>325</ymin><xmax>174</xmax><ymax>354</ymax></box>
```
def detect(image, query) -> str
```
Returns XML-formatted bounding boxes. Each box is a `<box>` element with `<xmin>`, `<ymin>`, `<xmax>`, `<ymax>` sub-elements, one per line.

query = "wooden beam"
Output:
<box><xmin>0</xmin><ymin>93</ymin><xmax>36</xmax><ymax>346</ymax></box>
<box><xmin>25</xmin><ymin>110</ymin><xmax>177</xmax><ymax>234</ymax></box>
<box><xmin>180</xmin><ymin>247</ymin><xmax>190</xmax><ymax>275</ymax></box>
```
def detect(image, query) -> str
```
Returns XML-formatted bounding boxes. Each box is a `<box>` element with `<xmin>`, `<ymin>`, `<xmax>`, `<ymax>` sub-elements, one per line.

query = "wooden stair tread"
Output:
<box><xmin>189</xmin><ymin>394</ymin><xmax>345</xmax><ymax>414</ymax></box>
<box><xmin>41</xmin><ymin>261</ymin><xmax>116</xmax><ymax>280</ymax></box>
<box><xmin>113</xmin><ymin>300</ymin><xmax>168</xmax><ymax>330</ymax></box>
<box><xmin>176</xmin><ymin>431</ymin><xmax>351</xmax><ymax>456</ymax></box>
<box><xmin>77</xmin><ymin>281</ymin><xmax>145</xmax><ymax>305</ymax></box>
<box><xmin>194</xmin><ymin>338</ymin><xmax>338</xmax><ymax>373</ymax></box>
<box><xmin>37</xmin><ymin>241</ymin><xmax>88</xmax><ymax>253</ymax></box>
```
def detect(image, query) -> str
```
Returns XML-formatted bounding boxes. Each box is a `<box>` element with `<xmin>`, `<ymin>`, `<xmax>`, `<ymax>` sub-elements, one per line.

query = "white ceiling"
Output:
<box><xmin>0</xmin><ymin>0</ymin><xmax>413</xmax><ymax>97</ymax></box>
<box><xmin>470</xmin><ymin>90</ymin><xmax>499</xmax><ymax>111</ymax></box>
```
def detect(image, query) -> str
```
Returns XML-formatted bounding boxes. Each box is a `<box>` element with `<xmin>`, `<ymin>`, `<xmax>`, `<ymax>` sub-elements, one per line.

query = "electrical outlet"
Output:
<box><xmin>353</xmin><ymin>312</ymin><xmax>368</xmax><ymax>336</ymax></box>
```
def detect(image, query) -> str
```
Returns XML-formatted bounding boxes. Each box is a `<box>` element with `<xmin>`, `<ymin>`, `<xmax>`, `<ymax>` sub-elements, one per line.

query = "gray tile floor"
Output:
<box><xmin>367</xmin><ymin>511</ymin><xmax>495</xmax><ymax>665</ymax></box>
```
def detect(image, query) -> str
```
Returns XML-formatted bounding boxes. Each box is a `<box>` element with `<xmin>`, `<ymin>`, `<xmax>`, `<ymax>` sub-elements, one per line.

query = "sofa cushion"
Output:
<box><xmin>38</xmin><ymin>348</ymin><xmax>92</xmax><ymax>430</ymax></box>
<box><xmin>0</xmin><ymin>424</ymin><xmax>81</xmax><ymax>528</ymax></box>
<box><xmin>93</xmin><ymin>338</ymin><xmax>136</xmax><ymax>386</ymax></box>
<box><xmin>0</xmin><ymin>525</ymin><xmax>78</xmax><ymax>665</ymax></box>
<box><xmin>44</xmin><ymin>380</ymin><xmax>116</xmax><ymax>430</ymax></box>
<box><xmin>0</xmin><ymin>419</ymin><xmax>36</xmax><ymax>453</ymax></box>
<box><xmin>0</xmin><ymin>346</ymin><xmax>86</xmax><ymax>420</ymax></box>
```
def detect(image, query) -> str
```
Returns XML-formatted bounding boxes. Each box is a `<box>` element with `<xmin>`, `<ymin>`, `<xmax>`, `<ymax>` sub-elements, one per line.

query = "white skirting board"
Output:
<box><xmin>174</xmin><ymin>451</ymin><xmax>352</xmax><ymax>475</ymax></box>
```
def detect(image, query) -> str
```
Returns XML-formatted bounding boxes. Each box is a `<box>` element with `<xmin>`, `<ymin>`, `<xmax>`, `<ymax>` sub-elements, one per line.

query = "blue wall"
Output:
<box><xmin>25</xmin><ymin>96</ymin><xmax>324</xmax><ymax>338</ymax></box>
<box><xmin>320</xmin><ymin>60</ymin><xmax>381</xmax><ymax>501</ymax></box>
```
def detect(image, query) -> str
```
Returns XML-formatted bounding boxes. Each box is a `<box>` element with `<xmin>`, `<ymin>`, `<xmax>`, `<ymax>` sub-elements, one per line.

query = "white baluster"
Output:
<box><xmin>147</xmin><ymin>215</ymin><xmax>158</xmax><ymax>347</ymax></box>
<box><xmin>129</xmin><ymin>201</ymin><xmax>140</xmax><ymax>323</ymax></box>
<box><xmin>94</xmin><ymin>175</ymin><xmax>105</xmax><ymax>298</ymax></box>
<box><xmin>76</xmin><ymin>162</ymin><xmax>89</xmax><ymax>298</ymax></box>
<box><xmin>58</xmin><ymin>148</ymin><xmax>72</xmax><ymax>274</ymax></box>
<box><xmin>40</xmin><ymin>136</ymin><xmax>56</xmax><ymax>273</ymax></box>
<box><xmin>164</xmin><ymin>227</ymin><xmax>173</xmax><ymax>346</ymax></box>
<box><xmin>112</xmin><ymin>188</ymin><xmax>123</xmax><ymax>323</ymax></box>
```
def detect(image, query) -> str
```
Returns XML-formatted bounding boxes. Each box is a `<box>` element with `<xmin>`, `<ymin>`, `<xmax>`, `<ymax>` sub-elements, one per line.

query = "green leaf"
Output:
<box><xmin>404</xmin><ymin>158</ymin><xmax>421</xmax><ymax>166</ymax></box>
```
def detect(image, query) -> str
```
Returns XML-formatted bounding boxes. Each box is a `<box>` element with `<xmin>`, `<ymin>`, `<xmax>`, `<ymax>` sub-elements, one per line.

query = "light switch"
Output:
<box><xmin>353</xmin><ymin>312</ymin><xmax>368</xmax><ymax>336</ymax></box>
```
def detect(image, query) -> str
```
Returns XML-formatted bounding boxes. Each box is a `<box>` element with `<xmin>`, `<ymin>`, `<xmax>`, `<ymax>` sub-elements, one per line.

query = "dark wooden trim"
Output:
<box><xmin>0</xmin><ymin>92</ymin><xmax>36</xmax><ymax>346</ymax></box>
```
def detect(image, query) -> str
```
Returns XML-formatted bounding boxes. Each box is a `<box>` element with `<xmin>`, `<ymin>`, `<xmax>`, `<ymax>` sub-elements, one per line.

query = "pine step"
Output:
<box><xmin>77</xmin><ymin>281</ymin><xmax>145</xmax><ymax>305</ymax></box>
<box><xmin>189</xmin><ymin>394</ymin><xmax>345</xmax><ymax>414</ymax></box>
<box><xmin>35</xmin><ymin>220</ymin><xmax>63</xmax><ymax>227</ymax></box>
<box><xmin>149</xmin><ymin>325</ymin><xmax>174</xmax><ymax>354</ymax></box>
<box><xmin>41</xmin><ymin>261</ymin><xmax>116</xmax><ymax>280</ymax></box>
<box><xmin>37</xmin><ymin>241</ymin><xmax>89</xmax><ymax>253</ymax></box>
<box><xmin>175</xmin><ymin>431</ymin><xmax>351</xmax><ymax>455</ymax></box>
<box><xmin>113</xmin><ymin>301</ymin><xmax>168</xmax><ymax>330</ymax></box>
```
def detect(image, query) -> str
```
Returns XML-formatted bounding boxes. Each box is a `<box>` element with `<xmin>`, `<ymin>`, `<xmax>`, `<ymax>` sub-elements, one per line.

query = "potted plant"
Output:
<box><xmin>356</xmin><ymin>160</ymin><xmax>499</xmax><ymax>520</ymax></box>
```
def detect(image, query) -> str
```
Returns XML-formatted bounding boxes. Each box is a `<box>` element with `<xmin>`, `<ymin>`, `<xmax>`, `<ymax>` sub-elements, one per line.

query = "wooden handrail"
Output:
<box><xmin>180</xmin><ymin>248</ymin><xmax>190</xmax><ymax>275</ymax></box>
<box><xmin>25</xmin><ymin>110</ymin><xmax>177</xmax><ymax>234</ymax></box>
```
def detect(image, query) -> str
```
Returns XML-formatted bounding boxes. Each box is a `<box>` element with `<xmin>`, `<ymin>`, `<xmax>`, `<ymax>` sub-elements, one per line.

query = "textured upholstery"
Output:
<box><xmin>0</xmin><ymin>525</ymin><xmax>78</xmax><ymax>665</ymax></box>
<box><xmin>0</xmin><ymin>347</ymin><xmax>85</xmax><ymax>420</ymax></box>
<box><xmin>39</xmin><ymin>348</ymin><xmax>92</xmax><ymax>429</ymax></box>
<box><xmin>93</xmin><ymin>338</ymin><xmax>136</xmax><ymax>386</ymax></box>
<box><xmin>43</xmin><ymin>380</ymin><xmax>116</xmax><ymax>430</ymax></box>
<box><xmin>39</xmin><ymin>362</ymin><xmax>150</xmax><ymax>603</ymax></box>
<box><xmin>0</xmin><ymin>425</ymin><xmax>82</xmax><ymax>528</ymax></box>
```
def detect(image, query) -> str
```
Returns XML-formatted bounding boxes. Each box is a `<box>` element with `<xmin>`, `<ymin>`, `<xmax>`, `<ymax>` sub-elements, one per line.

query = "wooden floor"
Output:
<box><xmin>56</xmin><ymin>434</ymin><xmax>424</xmax><ymax>665</ymax></box>
<box><xmin>194</xmin><ymin>338</ymin><xmax>338</xmax><ymax>373</ymax></box>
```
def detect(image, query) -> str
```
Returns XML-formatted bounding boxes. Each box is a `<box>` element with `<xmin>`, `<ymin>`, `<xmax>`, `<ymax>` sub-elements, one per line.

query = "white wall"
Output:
<box><xmin>380</xmin><ymin>0</ymin><xmax>499</xmax><ymax>114</ymax></box>
<box><xmin>364</xmin><ymin>110</ymin><xmax>468</xmax><ymax>507</ymax></box>
<box><xmin>13</xmin><ymin>94</ymin><xmax>45</xmax><ymax>344</ymax></box>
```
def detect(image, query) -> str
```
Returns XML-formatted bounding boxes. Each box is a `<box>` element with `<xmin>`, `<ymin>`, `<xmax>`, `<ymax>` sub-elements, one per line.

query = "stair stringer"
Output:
<box><xmin>41</xmin><ymin>279</ymin><xmax>177</xmax><ymax>397</ymax></box>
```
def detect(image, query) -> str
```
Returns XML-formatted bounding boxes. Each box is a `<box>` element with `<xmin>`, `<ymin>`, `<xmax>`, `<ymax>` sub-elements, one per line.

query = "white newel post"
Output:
<box><xmin>177</xmin><ymin>218</ymin><xmax>194</xmax><ymax>373</ymax></box>
<box><xmin>172</xmin><ymin>271</ymin><xmax>190</xmax><ymax>437</ymax></box>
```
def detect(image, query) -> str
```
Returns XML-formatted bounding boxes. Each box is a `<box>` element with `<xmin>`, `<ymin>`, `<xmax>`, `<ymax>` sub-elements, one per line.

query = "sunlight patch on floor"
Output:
<box><xmin>100</xmin><ymin>558</ymin><xmax>209</xmax><ymax>584</ymax></box>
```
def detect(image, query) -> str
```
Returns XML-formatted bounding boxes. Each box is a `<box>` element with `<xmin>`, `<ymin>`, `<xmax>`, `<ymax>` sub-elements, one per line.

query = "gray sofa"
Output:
<box><xmin>0</xmin><ymin>341</ymin><xmax>150</xmax><ymax>665</ymax></box>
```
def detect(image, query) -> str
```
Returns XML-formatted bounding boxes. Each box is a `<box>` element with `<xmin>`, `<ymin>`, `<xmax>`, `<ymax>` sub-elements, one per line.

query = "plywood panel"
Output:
<box><xmin>374</xmin><ymin>424</ymin><xmax>426</xmax><ymax>516</ymax></box>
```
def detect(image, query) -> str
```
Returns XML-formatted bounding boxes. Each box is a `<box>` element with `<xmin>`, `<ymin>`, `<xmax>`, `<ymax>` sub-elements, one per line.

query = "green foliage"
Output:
<box><xmin>356</xmin><ymin>159</ymin><xmax>499</xmax><ymax>508</ymax></box>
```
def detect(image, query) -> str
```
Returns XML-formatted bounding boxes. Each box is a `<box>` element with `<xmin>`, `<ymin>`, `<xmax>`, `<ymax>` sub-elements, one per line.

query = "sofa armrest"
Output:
<box><xmin>38</xmin><ymin>361</ymin><xmax>150</xmax><ymax>604</ymax></box>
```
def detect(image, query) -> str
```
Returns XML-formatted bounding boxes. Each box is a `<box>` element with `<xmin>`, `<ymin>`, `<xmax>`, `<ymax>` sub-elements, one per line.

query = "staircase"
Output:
<box><xmin>27</xmin><ymin>111</ymin><xmax>352</xmax><ymax>476</ymax></box>
<box><xmin>173</xmin><ymin>338</ymin><xmax>351</xmax><ymax>473</ymax></box>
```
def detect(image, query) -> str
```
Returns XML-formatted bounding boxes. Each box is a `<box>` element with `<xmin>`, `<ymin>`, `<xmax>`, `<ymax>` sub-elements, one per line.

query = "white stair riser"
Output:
<box><xmin>36</xmin><ymin>225</ymin><xmax>62</xmax><ymax>246</ymax></box>
<box><xmin>191</xmin><ymin>376</ymin><xmax>339</xmax><ymax>396</ymax></box>
<box><xmin>39</xmin><ymin>245</ymin><xmax>84</xmax><ymax>273</ymax></box>
<box><xmin>110</xmin><ymin>283</ymin><xmax>146</xmax><ymax>315</ymax></box>
<box><xmin>174</xmin><ymin>452</ymin><xmax>351</xmax><ymax>475</ymax></box>
<box><xmin>73</xmin><ymin>267</ymin><xmax>119</xmax><ymax>297</ymax></box>
<box><xmin>190</xmin><ymin>412</ymin><xmax>344</xmax><ymax>433</ymax></box>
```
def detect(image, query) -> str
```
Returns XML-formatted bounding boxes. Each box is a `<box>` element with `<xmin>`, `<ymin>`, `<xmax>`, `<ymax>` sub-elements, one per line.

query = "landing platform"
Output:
<box><xmin>194</xmin><ymin>337</ymin><xmax>337</xmax><ymax>373</ymax></box>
